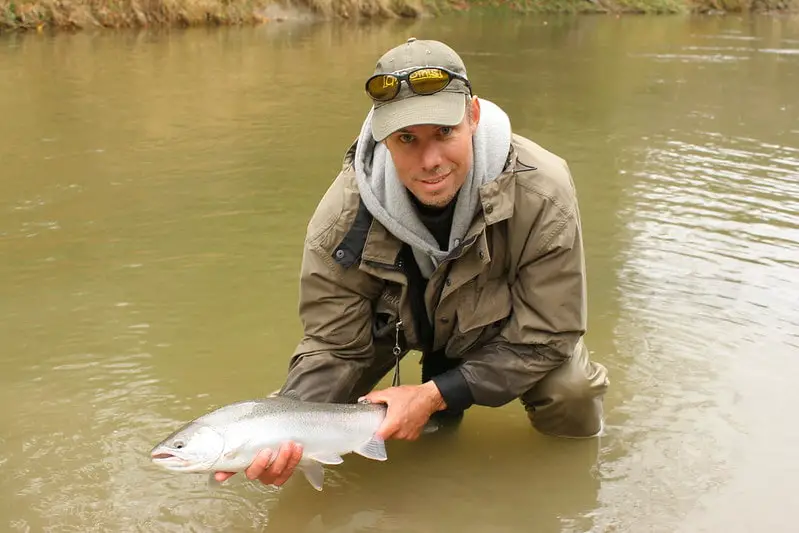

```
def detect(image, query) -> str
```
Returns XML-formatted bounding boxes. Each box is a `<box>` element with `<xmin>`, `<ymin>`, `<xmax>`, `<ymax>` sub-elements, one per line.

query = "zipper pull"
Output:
<box><xmin>391</xmin><ymin>320</ymin><xmax>403</xmax><ymax>387</ymax></box>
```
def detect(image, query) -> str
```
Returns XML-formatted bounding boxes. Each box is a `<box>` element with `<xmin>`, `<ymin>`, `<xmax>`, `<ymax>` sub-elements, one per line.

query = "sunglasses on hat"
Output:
<box><xmin>365</xmin><ymin>67</ymin><xmax>472</xmax><ymax>102</ymax></box>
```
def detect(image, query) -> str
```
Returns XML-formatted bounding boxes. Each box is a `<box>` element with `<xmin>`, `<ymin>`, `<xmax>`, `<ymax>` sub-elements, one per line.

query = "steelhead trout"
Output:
<box><xmin>150</xmin><ymin>396</ymin><xmax>387</xmax><ymax>490</ymax></box>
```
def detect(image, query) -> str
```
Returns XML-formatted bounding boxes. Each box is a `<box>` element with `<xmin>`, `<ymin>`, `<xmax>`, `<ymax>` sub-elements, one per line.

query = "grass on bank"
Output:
<box><xmin>468</xmin><ymin>0</ymin><xmax>794</xmax><ymax>12</ymax></box>
<box><xmin>0</xmin><ymin>0</ymin><xmax>436</xmax><ymax>29</ymax></box>
<box><xmin>0</xmin><ymin>0</ymin><xmax>796</xmax><ymax>31</ymax></box>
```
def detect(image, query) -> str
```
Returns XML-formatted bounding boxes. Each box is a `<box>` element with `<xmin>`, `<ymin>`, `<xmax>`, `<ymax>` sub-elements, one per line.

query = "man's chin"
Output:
<box><xmin>421</xmin><ymin>196</ymin><xmax>454</xmax><ymax>209</ymax></box>
<box><xmin>415</xmin><ymin>188</ymin><xmax>459</xmax><ymax>207</ymax></box>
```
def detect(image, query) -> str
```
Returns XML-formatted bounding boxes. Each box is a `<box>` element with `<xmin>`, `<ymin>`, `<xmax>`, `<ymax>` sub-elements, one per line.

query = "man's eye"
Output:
<box><xmin>440</xmin><ymin>127</ymin><xmax>453</xmax><ymax>136</ymax></box>
<box><xmin>399</xmin><ymin>134</ymin><xmax>414</xmax><ymax>143</ymax></box>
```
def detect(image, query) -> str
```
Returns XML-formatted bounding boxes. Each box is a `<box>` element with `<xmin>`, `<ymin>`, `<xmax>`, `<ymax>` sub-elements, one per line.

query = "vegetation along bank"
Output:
<box><xmin>1</xmin><ymin>0</ymin><xmax>796</xmax><ymax>33</ymax></box>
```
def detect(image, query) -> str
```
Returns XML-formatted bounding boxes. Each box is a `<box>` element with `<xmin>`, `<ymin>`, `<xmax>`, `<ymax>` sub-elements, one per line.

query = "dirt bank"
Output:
<box><xmin>0</xmin><ymin>0</ymin><xmax>795</xmax><ymax>32</ymax></box>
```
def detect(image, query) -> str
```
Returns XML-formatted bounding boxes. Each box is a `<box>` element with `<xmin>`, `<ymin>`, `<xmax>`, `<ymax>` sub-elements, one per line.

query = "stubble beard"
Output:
<box><xmin>414</xmin><ymin>166</ymin><xmax>459</xmax><ymax>208</ymax></box>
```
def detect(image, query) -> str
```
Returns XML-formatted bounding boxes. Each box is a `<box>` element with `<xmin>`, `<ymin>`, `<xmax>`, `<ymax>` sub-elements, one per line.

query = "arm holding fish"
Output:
<box><xmin>360</xmin><ymin>201</ymin><xmax>585</xmax><ymax>433</ymax></box>
<box><xmin>283</xmin><ymin>241</ymin><xmax>443</xmax><ymax>440</ymax></box>
<box><xmin>281</xmin><ymin>236</ymin><xmax>386</xmax><ymax>401</ymax></box>
<box><xmin>430</xmin><ymin>209</ymin><xmax>586</xmax><ymax>408</ymax></box>
<box><xmin>217</xmin><ymin>225</ymin><xmax>385</xmax><ymax>485</ymax></box>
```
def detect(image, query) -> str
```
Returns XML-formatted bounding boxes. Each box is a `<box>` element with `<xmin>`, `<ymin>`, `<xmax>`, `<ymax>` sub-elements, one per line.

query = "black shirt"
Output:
<box><xmin>403</xmin><ymin>192</ymin><xmax>474</xmax><ymax>414</ymax></box>
<box><xmin>409</xmin><ymin>193</ymin><xmax>458</xmax><ymax>251</ymax></box>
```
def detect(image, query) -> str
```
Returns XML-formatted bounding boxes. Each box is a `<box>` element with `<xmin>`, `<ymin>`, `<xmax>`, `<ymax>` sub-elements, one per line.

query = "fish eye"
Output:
<box><xmin>174</xmin><ymin>440</ymin><xmax>185</xmax><ymax>449</ymax></box>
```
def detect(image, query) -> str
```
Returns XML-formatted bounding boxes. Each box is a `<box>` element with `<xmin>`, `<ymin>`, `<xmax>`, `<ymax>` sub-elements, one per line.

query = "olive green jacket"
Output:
<box><xmin>283</xmin><ymin>133</ymin><xmax>588</xmax><ymax>409</ymax></box>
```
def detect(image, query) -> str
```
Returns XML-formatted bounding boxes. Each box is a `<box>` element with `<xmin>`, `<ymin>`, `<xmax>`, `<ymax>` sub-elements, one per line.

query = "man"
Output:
<box><xmin>216</xmin><ymin>38</ymin><xmax>609</xmax><ymax>487</ymax></box>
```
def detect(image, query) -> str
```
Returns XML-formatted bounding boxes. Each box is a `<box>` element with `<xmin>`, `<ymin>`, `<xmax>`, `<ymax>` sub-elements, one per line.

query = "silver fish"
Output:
<box><xmin>150</xmin><ymin>396</ymin><xmax>387</xmax><ymax>491</ymax></box>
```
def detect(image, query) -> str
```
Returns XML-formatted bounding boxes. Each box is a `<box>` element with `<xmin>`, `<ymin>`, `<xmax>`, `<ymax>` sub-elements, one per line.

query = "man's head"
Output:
<box><xmin>365</xmin><ymin>38</ymin><xmax>481</xmax><ymax>208</ymax></box>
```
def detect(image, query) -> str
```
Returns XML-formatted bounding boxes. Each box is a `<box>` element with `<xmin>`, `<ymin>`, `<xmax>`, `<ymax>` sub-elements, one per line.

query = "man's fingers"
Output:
<box><xmin>214</xmin><ymin>471</ymin><xmax>235</xmax><ymax>482</ymax></box>
<box><xmin>376</xmin><ymin>424</ymin><xmax>394</xmax><ymax>440</ymax></box>
<box><xmin>272</xmin><ymin>444</ymin><xmax>303</xmax><ymax>486</ymax></box>
<box><xmin>260</xmin><ymin>443</ymin><xmax>296</xmax><ymax>485</ymax></box>
<box><xmin>245</xmin><ymin>449</ymin><xmax>274</xmax><ymax>480</ymax></box>
<box><xmin>376</xmin><ymin>411</ymin><xmax>402</xmax><ymax>440</ymax></box>
<box><xmin>405</xmin><ymin>428</ymin><xmax>422</xmax><ymax>441</ymax></box>
<box><xmin>360</xmin><ymin>391</ymin><xmax>391</xmax><ymax>405</ymax></box>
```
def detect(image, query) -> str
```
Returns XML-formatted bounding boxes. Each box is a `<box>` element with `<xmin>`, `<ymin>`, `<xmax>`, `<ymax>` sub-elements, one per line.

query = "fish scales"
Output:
<box><xmin>150</xmin><ymin>396</ymin><xmax>388</xmax><ymax>491</ymax></box>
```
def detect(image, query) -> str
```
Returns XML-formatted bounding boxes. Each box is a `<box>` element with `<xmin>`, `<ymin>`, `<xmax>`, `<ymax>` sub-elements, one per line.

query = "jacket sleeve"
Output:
<box><xmin>438</xmin><ymin>206</ymin><xmax>587</xmax><ymax>410</ymax></box>
<box><xmin>280</xmin><ymin>240</ymin><xmax>380</xmax><ymax>402</ymax></box>
<box><xmin>279</xmin><ymin>176</ymin><xmax>386</xmax><ymax>403</ymax></box>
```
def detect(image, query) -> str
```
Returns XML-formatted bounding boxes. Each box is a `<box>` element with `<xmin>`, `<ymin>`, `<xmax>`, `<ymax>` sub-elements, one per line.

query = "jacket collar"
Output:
<box><xmin>478</xmin><ymin>142</ymin><xmax>519</xmax><ymax>227</ymax></box>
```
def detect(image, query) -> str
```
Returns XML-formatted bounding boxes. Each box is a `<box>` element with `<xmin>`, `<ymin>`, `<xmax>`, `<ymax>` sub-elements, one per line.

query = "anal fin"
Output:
<box><xmin>298</xmin><ymin>458</ymin><xmax>325</xmax><ymax>491</ymax></box>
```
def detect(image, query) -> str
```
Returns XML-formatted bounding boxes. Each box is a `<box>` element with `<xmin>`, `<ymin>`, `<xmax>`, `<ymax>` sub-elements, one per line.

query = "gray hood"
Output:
<box><xmin>354</xmin><ymin>97</ymin><xmax>512</xmax><ymax>278</ymax></box>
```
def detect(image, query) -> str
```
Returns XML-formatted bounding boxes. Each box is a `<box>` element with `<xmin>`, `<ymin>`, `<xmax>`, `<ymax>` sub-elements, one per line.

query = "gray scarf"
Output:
<box><xmin>354</xmin><ymin>97</ymin><xmax>512</xmax><ymax>278</ymax></box>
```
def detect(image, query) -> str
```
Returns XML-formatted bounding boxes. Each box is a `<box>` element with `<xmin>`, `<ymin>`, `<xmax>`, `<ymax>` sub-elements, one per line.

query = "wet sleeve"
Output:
<box><xmin>431</xmin><ymin>370</ymin><xmax>474</xmax><ymax>413</ymax></box>
<box><xmin>280</xmin><ymin>239</ymin><xmax>381</xmax><ymax>403</ymax></box>
<box><xmin>456</xmin><ymin>210</ymin><xmax>587</xmax><ymax>408</ymax></box>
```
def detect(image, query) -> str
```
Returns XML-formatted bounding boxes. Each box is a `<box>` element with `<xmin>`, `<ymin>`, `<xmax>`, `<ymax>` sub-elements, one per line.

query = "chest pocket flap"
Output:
<box><xmin>456</xmin><ymin>279</ymin><xmax>512</xmax><ymax>333</ymax></box>
<box><xmin>446</xmin><ymin>279</ymin><xmax>512</xmax><ymax>358</ymax></box>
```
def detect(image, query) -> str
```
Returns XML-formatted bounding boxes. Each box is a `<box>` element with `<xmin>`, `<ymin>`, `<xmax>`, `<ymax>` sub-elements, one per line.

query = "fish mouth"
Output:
<box><xmin>150</xmin><ymin>450</ymin><xmax>191</xmax><ymax>469</ymax></box>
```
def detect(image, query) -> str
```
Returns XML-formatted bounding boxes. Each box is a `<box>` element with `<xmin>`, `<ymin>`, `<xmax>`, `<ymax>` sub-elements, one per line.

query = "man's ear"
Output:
<box><xmin>469</xmin><ymin>95</ymin><xmax>481</xmax><ymax>133</ymax></box>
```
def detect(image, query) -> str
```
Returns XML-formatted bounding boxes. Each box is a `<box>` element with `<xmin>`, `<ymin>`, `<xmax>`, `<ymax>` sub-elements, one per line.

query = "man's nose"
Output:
<box><xmin>420</xmin><ymin>143</ymin><xmax>444</xmax><ymax>172</ymax></box>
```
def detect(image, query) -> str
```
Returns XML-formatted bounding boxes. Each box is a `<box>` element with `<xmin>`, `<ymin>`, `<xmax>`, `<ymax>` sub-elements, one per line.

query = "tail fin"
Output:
<box><xmin>355</xmin><ymin>437</ymin><xmax>387</xmax><ymax>461</ymax></box>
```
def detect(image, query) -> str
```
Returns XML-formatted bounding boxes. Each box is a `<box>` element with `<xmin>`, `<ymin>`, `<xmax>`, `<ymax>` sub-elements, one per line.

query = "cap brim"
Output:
<box><xmin>371</xmin><ymin>92</ymin><xmax>467</xmax><ymax>142</ymax></box>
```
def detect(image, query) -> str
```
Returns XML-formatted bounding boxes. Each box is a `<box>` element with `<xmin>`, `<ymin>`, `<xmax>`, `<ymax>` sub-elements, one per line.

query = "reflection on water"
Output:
<box><xmin>1</xmin><ymin>13</ymin><xmax>798</xmax><ymax>533</ymax></box>
<box><xmin>592</xmin><ymin>128</ymin><xmax>799</xmax><ymax>531</ymax></box>
<box><xmin>624</xmin><ymin>132</ymin><xmax>799</xmax><ymax>334</ymax></box>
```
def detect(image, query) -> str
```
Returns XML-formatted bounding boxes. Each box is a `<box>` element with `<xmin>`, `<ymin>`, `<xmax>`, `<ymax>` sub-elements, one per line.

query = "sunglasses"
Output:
<box><xmin>365</xmin><ymin>67</ymin><xmax>472</xmax><ymax>102</ymax></box>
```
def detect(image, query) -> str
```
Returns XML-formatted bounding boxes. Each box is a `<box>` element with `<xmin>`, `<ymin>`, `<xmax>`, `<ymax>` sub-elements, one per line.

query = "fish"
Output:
<box><xmin>150</xmin><ymin>395</ymin><xmax>388</xmax><ymax>491</ymax></box>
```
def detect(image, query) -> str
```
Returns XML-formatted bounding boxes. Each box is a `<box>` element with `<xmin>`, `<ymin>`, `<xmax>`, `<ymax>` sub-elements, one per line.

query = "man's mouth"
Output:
<box><xmin>420</xmin><ymin>172</ymin><xmax>450</xmax><ymax>185</ymax></box>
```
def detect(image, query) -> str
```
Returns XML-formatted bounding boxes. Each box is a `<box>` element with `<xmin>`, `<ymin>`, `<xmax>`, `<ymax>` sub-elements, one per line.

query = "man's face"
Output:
<box><xmin>384</xmin><ymin>97</ymin><xmax>481</xmax><ymax>208</ymax></box>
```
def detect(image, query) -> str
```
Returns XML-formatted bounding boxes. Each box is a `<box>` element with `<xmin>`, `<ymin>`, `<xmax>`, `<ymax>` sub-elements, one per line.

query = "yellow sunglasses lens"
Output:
<box><xmin>366</xmin><ymin>75</ymin><xmax>399</xmax><ymax>101</ymax></box>
<box><xmin>408</xmin><ymin>68</ymin><xmax>451</xmax><ymax>94</ymax></box>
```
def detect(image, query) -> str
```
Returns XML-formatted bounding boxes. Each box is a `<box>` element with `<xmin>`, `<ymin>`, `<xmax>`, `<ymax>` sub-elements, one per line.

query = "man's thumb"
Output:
<box><xmin>359</xmin><ymin>392</ymin><xmax>388</xmax><ymax>405</ymax></box>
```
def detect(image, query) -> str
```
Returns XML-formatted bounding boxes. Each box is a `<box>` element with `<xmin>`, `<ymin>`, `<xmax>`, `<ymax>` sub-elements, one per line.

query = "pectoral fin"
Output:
<box><xmin>222</xmin><ymin>437</ymin><xmax>250</xmax><ymax>463</ymax></box>
<box><xmin>355</xmin><ymin>437</ymin><xmax>387</xmax><ymax>461</ymax></box>
<box><xmin>298</xmin><ymin>458</ymin><xmax>325</xmax><ymax>491</ymax></box>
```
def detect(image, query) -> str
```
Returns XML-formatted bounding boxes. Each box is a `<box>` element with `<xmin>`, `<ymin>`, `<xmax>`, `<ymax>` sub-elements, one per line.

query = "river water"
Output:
<box><xmin>1</xmin><ymin>12</ymin><xmax>798</xmax><ymax>533</ymax></box>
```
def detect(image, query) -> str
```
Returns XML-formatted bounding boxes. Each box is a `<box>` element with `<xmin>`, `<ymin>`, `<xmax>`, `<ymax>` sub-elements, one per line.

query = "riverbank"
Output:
<box><xmin>1</xmin><ymin>0</ymin><xmax>796</xmax><ymax>31</ymax></box>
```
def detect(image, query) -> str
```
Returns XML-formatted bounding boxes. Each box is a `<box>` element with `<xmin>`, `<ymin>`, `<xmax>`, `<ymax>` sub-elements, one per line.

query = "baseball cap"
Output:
<box><xmin>368</xmin><ymin>38</ymin><xmax>472</xmax><ymax>142</ymax></box>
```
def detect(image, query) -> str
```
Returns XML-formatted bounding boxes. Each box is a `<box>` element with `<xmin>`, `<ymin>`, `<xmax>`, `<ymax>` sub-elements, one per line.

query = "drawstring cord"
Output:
<box><xmin>391</xmin><ymin>320</ymin><xmax>403</xmax><ymax>387</ymax></box>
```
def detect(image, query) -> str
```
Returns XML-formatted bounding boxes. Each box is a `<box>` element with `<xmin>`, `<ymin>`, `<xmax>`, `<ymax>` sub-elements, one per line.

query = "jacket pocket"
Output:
<box><xmin>446</xmin><ymin>279</ymin><xmax>512</xmax><ymax>358</ymax></box>
<box><xmin>372</xmin><ymin>284</ymin><xmax>402</xmax><ymax>341</ymax></box>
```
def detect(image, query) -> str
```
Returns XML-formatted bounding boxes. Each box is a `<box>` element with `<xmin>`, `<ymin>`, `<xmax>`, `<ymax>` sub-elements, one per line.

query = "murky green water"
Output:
<box><xmin>1</xmin><ymin>12</ymin><xmax>798</xmax><ymax>532</ymax></box>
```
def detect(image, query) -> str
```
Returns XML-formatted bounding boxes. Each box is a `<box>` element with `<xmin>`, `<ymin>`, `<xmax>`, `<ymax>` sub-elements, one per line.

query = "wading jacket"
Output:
<box><xmin>284</xmin><ymin>133</ymin><xmax>588</xmax><ymax>411</ymax></box>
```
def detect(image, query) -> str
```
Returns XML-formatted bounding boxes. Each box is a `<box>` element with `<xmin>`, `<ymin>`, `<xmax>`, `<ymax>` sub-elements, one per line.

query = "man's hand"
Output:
<box><xmin>360</xmin><ymin>382</ymin><xmax>447</xmax><ymax>441</ymax></box>
<box><xmin>214</xmin><ymin>442</ymin><xmax>303</xmax><ymax>487</ymax></box>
